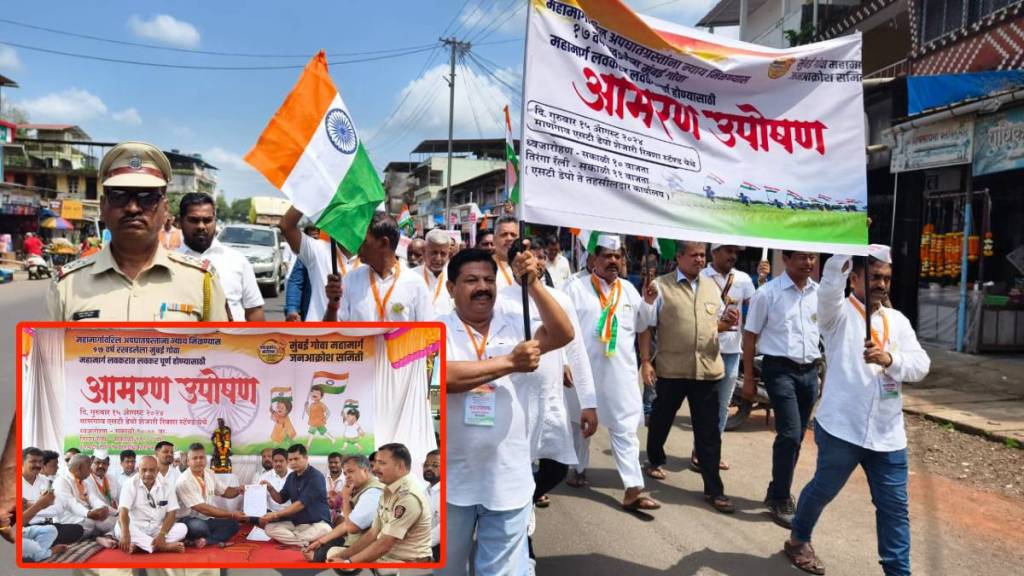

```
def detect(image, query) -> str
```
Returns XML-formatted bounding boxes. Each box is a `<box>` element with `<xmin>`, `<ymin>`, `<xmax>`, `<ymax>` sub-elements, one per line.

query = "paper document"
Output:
<box><xmin>246</xmin><ymin>527</ymin><xmax>272</xmax><ymax>542</ymax></box>
<box><xmin>243</xmin><ymin>484</ymin><xmax>268</xmax><ymax>517</ymax></box>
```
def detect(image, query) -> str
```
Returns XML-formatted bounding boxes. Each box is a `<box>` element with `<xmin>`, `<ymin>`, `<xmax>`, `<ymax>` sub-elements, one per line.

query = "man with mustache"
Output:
<box><xmin>440</xmin><ymin>247</ymin><xmax>574</xmax><ymax>576</ymax></box>
<box><xmin>179</xmin><ymin>192</ymin><xmax>265</xmax><ymax>322</ymax></box>
<box><xmin>565</xmin><ymin>234</ymin><xmax>659</xmax><ymax>511</ymax></box>
<box><xmin>422</xmin><ymin>449</ymin><xmax>441</xmax><ymax>561</ymax></box>
<box><xmin>491</xmin><ymin>216</ymin><xmax>521</xmax><ymax>290</ymax></box>
<box><xmin>407</xmin><ymin>237</ymin><xmax>426</xmax><ymax>268</ymax></box>
<box><xmin>21</xmin><ymin>447</ymin><xmax>85</xmax><ymax>545</ymax></box>
<box><xmin>115</xmin><ymin>455</ymin><xmax>188</xmax><ymax>554</ymax></box>
<box><xmin>47</xmin><ymin>141</ymin><xmax>228</xmax><ymax>322</ymax></box>
<box><xmin>784</xmin><ymin>246</ymin><xmax>930</xmax><ymax>576</ymax></box>
<box><xmin>415</xmin><ymin>228</ymin><xmax>455</xmax><ymax>316</ymax></box>
<box><xmin>743</xmin><ymin>250</ymin><xmax>821</xmax><ymax>528</ymax></box>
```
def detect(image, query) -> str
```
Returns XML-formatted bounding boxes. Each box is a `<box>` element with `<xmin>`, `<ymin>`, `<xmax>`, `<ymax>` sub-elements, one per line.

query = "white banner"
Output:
<box><xmin>520</xmin><ymin>0</ymin><xmax>869</xmax><ymax>254</ymax></box>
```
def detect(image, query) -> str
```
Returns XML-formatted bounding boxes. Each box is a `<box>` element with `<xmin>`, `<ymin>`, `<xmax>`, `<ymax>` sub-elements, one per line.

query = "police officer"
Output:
<box><xmin>47</xmin><ymin>142</ymin><xmax>228</xmax><ymax>322</ymax></box>
<box><xmin>328</xmin><ymin>443</ymin><xmax>432</xmax><ymax>566</ymax></box>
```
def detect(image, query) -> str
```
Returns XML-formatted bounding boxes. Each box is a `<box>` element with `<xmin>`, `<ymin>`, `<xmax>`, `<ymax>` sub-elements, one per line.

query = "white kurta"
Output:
<box><xmin>565</xmin><ymin>274</ymin><xmax>656</xmax><ymax>433</ymax></box>
<box><xmin>414</xmin><ymin>265</ymin><xmax>454</xmax><ymax>317</ymax></box>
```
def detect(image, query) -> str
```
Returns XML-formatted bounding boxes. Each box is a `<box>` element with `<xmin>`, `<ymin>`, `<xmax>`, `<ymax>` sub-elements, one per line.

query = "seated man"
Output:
<box><xmin>53</xmin><ymin>454</ymin><xmax>116</xmax><ymax>542</ymax></box>
<box><xmin>303</xmin><ymin>454</ymin><xmax>383</xmax><ymax>562</ymax></box>
<box><xmin>175</xmin><ymin>443</ymin><xmax>245</xmax><ymax>548</ymax></box>
<box><xmin>423</xmin><ymin>449</ymin><xmax>441</xmax><ymax>561</ymax></box>
<box><xmin>21</xmin><ymin>486</ymin><xmax>69</xmax><ymax>561</ymax></box>
<box><xmin>115</xmin><ymin>455</ymin><xmax>188</xmax><ymax>554</ymax></box>
<box><xmin>86</xmin><ymin>450</ymin><xmax>119</xmax><ymax>521</ymax></box>
<box><xmin>22</xmin><ymin>447</ymin><xmax>84</xmax><ymax>545</ymax></box>
<box><xmin>328</xmin><ymin>443</ymin><xmax>432</xmax><ymax>565</ymax></box>
<box><xmin>258</xmin><ymin>448</ymin><xmax>291</xmax><ymax>515</ymax></box>
<box><xmin>114</xmin><ymin>449</ymin><xmax>137</xmax><ymax>488</ymax></box>
<box><xmin>260</xmin><ymin>444</ymin><xmax>332</xmax><ymax>547</ymax></box>
<box><xmin>40</xmin><ymin>450</ymin><xmax>60</xmax><ymax>483</ymax></box>
<box><xmin>325</xmin><ymin>452</ymin><xmax>345</xmax><ymax>524</ymax></box>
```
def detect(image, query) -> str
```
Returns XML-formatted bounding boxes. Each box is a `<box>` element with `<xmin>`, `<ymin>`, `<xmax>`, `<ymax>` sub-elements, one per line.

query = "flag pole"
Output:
<box><xmin>520</xmin><ymin>221</ymin><xmax>531</xmax><ymax>339</ymax></box>
<box><xmin>330</xmin><ymin>238</ymin><xmax>339</xmax><ymax>277</ymax></box>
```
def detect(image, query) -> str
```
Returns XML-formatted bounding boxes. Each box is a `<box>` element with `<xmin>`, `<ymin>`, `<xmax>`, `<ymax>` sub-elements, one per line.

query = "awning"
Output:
<box><xmin>908</xmin><ymin>71</ymin><xmax>1024</xmax><ymax>116</ymax></box>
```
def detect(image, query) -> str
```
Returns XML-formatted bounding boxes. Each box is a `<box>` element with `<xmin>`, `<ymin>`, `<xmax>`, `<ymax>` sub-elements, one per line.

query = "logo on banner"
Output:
<box><xmin>258</xmin><ymin>339</ymin><xmax>287</xmax><ymax>364</ymax></box>
<box><xmin>768</xmin><ymin>58</ymin><xmax>795</xmax><ymax>79</ymax></box>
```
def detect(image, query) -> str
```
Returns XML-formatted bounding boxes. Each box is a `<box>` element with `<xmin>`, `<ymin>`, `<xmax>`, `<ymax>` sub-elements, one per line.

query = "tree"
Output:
<box><xmin>215</xmin><ymin>195</ymin><xmax>231</xmax><ymax>221</ymax></box>
<box><xmin>229</xmin><ymin>198</ymin><xmax>251</xmax><ymax>223</ymax></box>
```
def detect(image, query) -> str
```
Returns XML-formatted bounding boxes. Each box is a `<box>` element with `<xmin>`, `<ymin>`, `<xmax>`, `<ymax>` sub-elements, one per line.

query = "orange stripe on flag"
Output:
<box><xmin>244</xmin><ymin>51</ymin><xmax>338</xmax><ymax>189</ymax></box>
<box><xmin>312</xmin><ymin>371</ymin><xmax>349</xmax><ymax>380</ymax></box>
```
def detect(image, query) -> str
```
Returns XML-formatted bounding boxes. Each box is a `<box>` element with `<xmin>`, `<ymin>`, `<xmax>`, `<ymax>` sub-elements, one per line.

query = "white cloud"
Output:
<box><xmin>111</xmin><ymin>107</ymin><xmax>142</xmax><ymax>126</ymax></box>
<box><xmin>204</xmin><ymin>147</ymin><xmax>250</xmax><ymax>171</ymax></box>
<box><xmin>19</xmin><ymin>88</ymin><xmax>108</xmax><ymax>124</ymax></box>
<box><xmin>127</xmin><ymin>14</ymin><xmax>200</xmax><ymax>48</ymax></box>
<box><xmin>365</xmin><ymin>63</ymin><xmax>520</xmax><ymax>153</ymax></box>
<box><xmin>0</xmin><ymin>45</ymin><xmax>20</xmax><ymax>72</ymax></box>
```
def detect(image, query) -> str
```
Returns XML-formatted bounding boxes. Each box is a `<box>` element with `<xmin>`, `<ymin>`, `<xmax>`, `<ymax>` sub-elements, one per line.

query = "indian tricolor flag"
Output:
<box><xmin>764</xmin><ymin>185</ymin><xmax>781</xmax><ymax>194</ymax></box>
<box><xmin>311</xmin><ymin>370</ymin><xmax>349</xmax><ymax>395</ymax></box>
<box><xmin>740</xmin><ymin>181</ymin><xmax>759</xmax><ymax>191</ymax></box>
<box><xmin>504</xmin><ymin>105</ymin><xmax>520</xmax><ymax>204</ymax></box>
<box><xmin>398</xmin><ymin>203</ymin><xmax>413</xmax><ymax>235</ymax></box>
<box><xmin>245</xmin><ymin>52</ymin><xmax>385</xmax><ymax>254</ymax></box>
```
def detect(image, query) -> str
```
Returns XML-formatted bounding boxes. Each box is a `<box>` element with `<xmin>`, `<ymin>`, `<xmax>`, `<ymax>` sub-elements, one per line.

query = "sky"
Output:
<box><xmin>0</xmin><ymin>0</ymin><xmax>734</xmax><ymax>201</ymax></box>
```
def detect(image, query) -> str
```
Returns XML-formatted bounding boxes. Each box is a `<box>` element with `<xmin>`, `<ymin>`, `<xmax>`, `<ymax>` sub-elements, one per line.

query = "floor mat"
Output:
<box><xmin>47</xmin><ymin>539</ymin><xmax>102</xmax><ymax>564</ymax></box>
<box><xmin>87</xmin><ymin>528</ymin><xmax>309</xmax><ymax>565</ymax></box>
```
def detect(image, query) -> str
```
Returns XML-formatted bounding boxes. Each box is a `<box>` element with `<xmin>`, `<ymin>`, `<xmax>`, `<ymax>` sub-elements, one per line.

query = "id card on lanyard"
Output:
<box><xmin>463</xmin><ymin>321</ymin><xmax>496</xmax><ymax>427</ymax></box>
<box><xmin>850</xmin><ymin>296</ymin><xmax>898</xmax><ymax>400</ymax></box>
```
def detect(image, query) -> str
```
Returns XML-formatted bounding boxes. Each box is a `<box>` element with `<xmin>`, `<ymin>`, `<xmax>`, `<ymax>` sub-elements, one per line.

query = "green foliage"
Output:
<box><xmin>1005</xmin><ymin>437</ymin><xmax>1021</xmax><ymax>450</ymax></box>
<box><xmin>784</xmin><ymin>23</ymin><xmax>816</xmax><ymax>47</ymax></box>
<box><xmin>229</xmin><ymin>198</ymin><xmax>252</xmax><ymax>223</ymax></box>
<box><xmin>215</xmin><ymin>195</ymin><xmax>231</xmax><ymax>220</ymax></box>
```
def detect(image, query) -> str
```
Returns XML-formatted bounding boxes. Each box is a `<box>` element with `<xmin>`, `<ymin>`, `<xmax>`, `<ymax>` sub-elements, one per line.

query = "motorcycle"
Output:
<box><xmin>24</xmin><ymin>254</ymin><xmax>53</xmax><ymax>280</ymax></box>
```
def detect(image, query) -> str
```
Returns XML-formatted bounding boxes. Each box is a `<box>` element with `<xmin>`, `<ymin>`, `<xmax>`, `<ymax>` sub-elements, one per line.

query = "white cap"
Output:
<box><xmin>868</xmin><ymin>244</ymin><xmax>892</xmax><ymax>264</ymax></box>
<box><xmin>595</xmin><ymin>234</ymin><xmax>621</xmax><ymax>252</ymax></box>
<box><xmin>93</xmin><ymin>449</ymin><xmax>109</xmax><ymax>460</ymax></box>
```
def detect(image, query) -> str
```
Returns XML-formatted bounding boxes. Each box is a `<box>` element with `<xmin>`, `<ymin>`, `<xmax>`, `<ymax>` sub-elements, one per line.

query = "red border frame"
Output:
<box><xmin>14</xmin><ymin>321</ymin><xmax>446</xmax><ymax>571</ymax></box>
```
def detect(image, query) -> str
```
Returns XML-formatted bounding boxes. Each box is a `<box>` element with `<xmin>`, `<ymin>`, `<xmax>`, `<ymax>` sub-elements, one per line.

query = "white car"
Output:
<box><xmin>217</xmin><ymin>224</ymin><xmax>286</xmax><ymax>297</ymax></box>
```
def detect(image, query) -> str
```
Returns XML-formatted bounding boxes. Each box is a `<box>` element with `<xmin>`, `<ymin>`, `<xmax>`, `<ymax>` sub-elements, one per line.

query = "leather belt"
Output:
<box><xmin>763</xmin><ymin>355</ymin><xmax>818</xmax><ymax>372</ymax></box>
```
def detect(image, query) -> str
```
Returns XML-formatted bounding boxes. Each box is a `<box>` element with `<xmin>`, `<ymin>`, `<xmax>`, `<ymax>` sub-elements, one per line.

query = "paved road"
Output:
<box><xmin>3</xmin><ymin>278</ymin><xmax>1022</xmax><ymax>575</ymax></box>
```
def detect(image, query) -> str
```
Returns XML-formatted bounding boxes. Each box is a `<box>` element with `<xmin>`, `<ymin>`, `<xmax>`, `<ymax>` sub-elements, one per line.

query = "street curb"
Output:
<box><xmin>903</xmin><ymin>407</ymin><xmax>1024</xmax><ymax>449</ymax></box>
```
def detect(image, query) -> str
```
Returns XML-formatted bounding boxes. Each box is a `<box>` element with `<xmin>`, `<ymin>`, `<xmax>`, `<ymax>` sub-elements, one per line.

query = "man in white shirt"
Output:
<box><xmin>701</xmin><ymin>244</ymin><xmax>757</xmax><ymax>470</ymax></box>
<box><xmin>53</xmin><ymin>454</ymin><xmax>116</xmax><ymax>539</ymax></box>
<box><xmin>441</xmin><ymin>247</ymin><xmax>574</xmax><ymax>576</ymax></box>
<box><xmin>115</xmin><ymin>455</ymin><xmax>188</xmax><ymax>554</ymax></box>
<box><xmin>476</xmin><ymin>231</ymin><xmax>495</xmax><ymax>255</ymax></box>
<box><xmin>325</xmin><ymin>452</ymin><xmax>345</xmax><ymax>524</ymax></box>
<box><xmin>303</xmin><ymin>454</ymin><xmax>384</xmax><ymax>563</ymax></box>
<box><xmin>407</xmin><ymin>237</ymin><xmax>425</xmax><ymax>268</ymax></box>
<box><xmin>415</xmin><ymin>228</ymin><xmax>455</xmax><ymax>316</ymax></box>
<box><xmin>113</xmin><ymin>450</ymin><xmax>137</xmax><ymax>489</ymax></box>
<box><xmin>175</xmin><ymin>443</ymin><xmax>245</xmax><ymax>548</ymax></box>
<box><xmin>422</xmin><ymin>450</ymin><xmax>441</xmax><ymax>561</ymax></box>
<box><xmin>178</xmin><ymin>193</ymin><xmax>265</xmax><ymax>321</ymax></box>
<box><xmin>258</xmin><ymin>448</ymin><xmax>291</xmax><ymax>514</ymax></box>
<box><xmin>784</xmin><ymin>246</ymin><xmax>929</xmax><ymax>576</ymax></box>
<box><xmin>742</xmin><ymin>250</ymin><xmax>821</xmax><ymax>528</ymax></box>
<box><xmin>40</xmin><ymin>450</ymin><xmax>60</xmax><ymax>483</ymax></box>
<box><xmin>280</xmin><ymin>206</ymin><xmax>361</xmax><ymax>322</ymax></box>
<box><xmin>154</xmin><ymin>442</ymin><xmax>181</xmax><ymax>491</ymax></box>
<box><xmin>565</xmin><ymin>235</ymin><xmax>659</xmax><ymax>511</ymax></box>
<box><xmin>544</xmin><ymin>235</ymin><xmax>572</xmax><ymax>290</ymax></box>
<box><xmin>86</xmin><ymin>450</ymin><xmax>119</xmax><ymax>522</ymax></box>
<box><xmin>323</xmin><ymin>211</ymin><xmax>434</xmax><ymax>322</ymax></box>
<box><xmin>492</xmin><ymin>216</ymin><xmax>520</xmax><ymax>291</ymax></box>
<box><xmin>21</xmin><ymin>447</ymin><xmax>84</xmax><ymax>544</ymax></box>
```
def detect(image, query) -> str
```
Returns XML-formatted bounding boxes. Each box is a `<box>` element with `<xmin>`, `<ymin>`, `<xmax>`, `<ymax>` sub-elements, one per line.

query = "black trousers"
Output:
<box><xmin>533</xmin><ymin>459</ymin><xmax>569</xmax><ymax>502</ymax></box>
<box><xmin>51</xmin><ymin>523</ymin><xmax>85</xmax><ymax>545</ymax></box>
<box><xmin>311</xmin><ymin>534</ymin><xmax>348</xmax><ymax>562</ymax></box>
<box><xmin>645</xmin><ymin>376</ymin><xmax>724</xmax><ymax>497</ymax></box>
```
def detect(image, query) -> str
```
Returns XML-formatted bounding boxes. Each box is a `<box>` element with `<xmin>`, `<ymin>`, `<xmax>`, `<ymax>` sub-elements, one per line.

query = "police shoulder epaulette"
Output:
<box><xmin>168</xmin><ymin>251</ymin><xmax>213</xmax><ymax>272</ymax></box>
<box><xmin>56</xmin><ymin>255</ymin><xmax>96</xmax><ymax>280</ymax></box>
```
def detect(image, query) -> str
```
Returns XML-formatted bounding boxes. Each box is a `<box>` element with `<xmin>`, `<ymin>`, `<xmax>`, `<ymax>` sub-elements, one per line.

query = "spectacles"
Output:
<box><xmin>146</xmin><ymin>491</ymin><xmax>157</xmax><ymax>508</ymax></box>
<box><xmin>105</xmin><ymin>188</ymin><xmax>165</xmax><ymax>211</ymax></box>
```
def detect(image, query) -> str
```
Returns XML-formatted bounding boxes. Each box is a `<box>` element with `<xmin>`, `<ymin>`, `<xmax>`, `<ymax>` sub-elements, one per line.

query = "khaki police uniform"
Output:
<box><xmin>48</xmin><ymin>245</ymin><xmax>227</xmax><ymax>321</ymax></box>
<box><xmin>371</xmin><ymin>473</ymin><xmax>433</xmax><ymax>563</ymax></box>
<box><xmin>49</xmin><ymin>140</ymin><xmax>228</xmax><ymax>322</ymax></box>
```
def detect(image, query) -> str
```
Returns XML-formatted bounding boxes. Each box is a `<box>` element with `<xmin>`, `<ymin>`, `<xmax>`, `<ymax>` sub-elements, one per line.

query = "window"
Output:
<box><xmin>67</xmin><ymin>176</ymin><xmax>79</xmax><ymax>195</ymax></box>
<box><xmin>429</xmin><ymin>170</ymin><xmax>443</xmax><ymax>186</ymax></box>
<box><xmin>918</xmin><ymin>0</ymin><xmax>966</xmax><ymax>44</ymax></box>
<box><xmin>968</xmin><ymin>0</ymin><xmax>1016</xmax><ymax>24</ymax></box>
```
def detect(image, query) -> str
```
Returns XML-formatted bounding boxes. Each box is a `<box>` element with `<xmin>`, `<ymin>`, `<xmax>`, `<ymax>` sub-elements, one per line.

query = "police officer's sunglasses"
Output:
<box><xmin>105</xmin><ymin>188</ymin><xmax>165</xmax><ymax>210</ymax></box>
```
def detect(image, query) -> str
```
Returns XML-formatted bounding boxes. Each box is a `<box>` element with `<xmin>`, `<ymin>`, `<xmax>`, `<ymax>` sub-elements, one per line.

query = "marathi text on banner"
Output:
<box><xmin>64</xmin><ymin>329</ymin><xmax>377</xmax><ymax>456</ymax></box>
<box><xmin>520</xmin><ymin>0</ymin><xmax>869</xmax><ymax>254</ymax></box>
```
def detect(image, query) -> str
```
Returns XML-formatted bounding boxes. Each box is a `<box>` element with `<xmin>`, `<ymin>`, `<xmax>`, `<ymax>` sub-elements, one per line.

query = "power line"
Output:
<box><xmin>0</xmin><ymin>40</ymin><xmax>437</xmax><ymax>70</ymax></box>
<box><xmin>468</xmin><ymin>52</ymin><xmax>522</xmax><ymax>97</ymax></box>
<box><xmin>469</xmin><ymin>0</ymin><xmax>526</xmax><ymax>44</ymax></box>
<box><xmin>364</xmin><ymin>75</ymin><xmax>446</xmax><ymax>152</ymax></box>
<box><xmin>459</xmin><ymin>61</ymin><xmax>486</xmax><ymax>139</ymax></box>
<box><xmin>0</xmin><ymin>16</ymin><xmax>438</xmax><ymax>59</ymax></box>
<box><xmin>463</xmin><ymin>60</ymin><xmax>507</xmax><ymax>131</ymax></box>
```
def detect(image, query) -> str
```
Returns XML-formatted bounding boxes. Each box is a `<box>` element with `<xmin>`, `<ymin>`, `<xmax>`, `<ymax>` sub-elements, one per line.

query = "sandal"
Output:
<box><xmin>784</xmin><ymin>540</ymin><xmax>826</xmax><ymax>575</ymax></box>
<box><xmin>719</xmin><ymin>460</ymin><xmax>731</xmax><ymax>471</ymax></box>
<box><xmin>535</xmin><ymin>495</ymin><xmax>551</xmax><ymax>508</ymax></box>
<box><xmin>646</xmin><ymin>466</ymin><xmax>667</xmax><ymax>480</ymax></box>
<box><xmin>704</xmin><ymin>494</ymin><xmax>736</xmax><ymax>514</ymax></box>
<box><xmin>622</xmin><ymin>496</ymin><xmax>661</xmax><ymax>511</ymax></box>
<box><xmin>565</xmin><ymin>472</ymin><xmax>588</xmax><ymax>488</ymax></box>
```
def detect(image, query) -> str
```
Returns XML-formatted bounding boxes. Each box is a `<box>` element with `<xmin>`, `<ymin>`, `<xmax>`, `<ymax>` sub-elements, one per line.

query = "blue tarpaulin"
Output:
<box><xmin>908</xmin><ymin>71</ymin><xmax>1024</xmax><ymax>116</ymax></box>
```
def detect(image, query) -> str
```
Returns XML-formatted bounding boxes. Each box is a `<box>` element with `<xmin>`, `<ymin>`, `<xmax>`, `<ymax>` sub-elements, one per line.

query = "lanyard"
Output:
<box><xmin>497</xmin><ymin>260</ymin><xmax>513</xmax><ymax>285</ymax></box>
<box><xmin>461</xmin><ymin>321</ymin><xmax>489</xmax><ymax>360</ymax></box>
<box><xmin>849</xmin><ymin>296</ymin><xmax>889</xmax><ymax>351</ymax></box>
<box><xmin>338</xmin><ymin>255</ymin><xmax>360</xmax><ymax>276</ymax></box>
<box><xmin>590</xmin><ymin>275</ymin><xmax>622</xmax><ymax>355</ymax></box>
<box><xmin>370</xmin><ymin>263</ymin><xmax>401</xmax><ymax>320</ymax></box>
<box><xmin>424</xmin><ymin>267</ymin><xmax>445</xmax><ymax>303</ymax></box>
<box><xmin>92</xmin><ymin>475</ymin><xmax>112</xmax><ymax>505</ymax></box>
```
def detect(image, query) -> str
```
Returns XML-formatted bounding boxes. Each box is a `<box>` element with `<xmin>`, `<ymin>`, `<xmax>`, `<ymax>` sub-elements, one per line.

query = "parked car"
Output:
<box><xmin>217</xmin><ymin>224</ymin><xmax>286</xmax><ymax>297</ymax></box>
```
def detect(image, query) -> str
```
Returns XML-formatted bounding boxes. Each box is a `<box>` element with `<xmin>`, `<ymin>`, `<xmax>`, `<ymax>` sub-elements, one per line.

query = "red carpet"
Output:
<box><xmin>88</xmin><ymin>525</ymin><xmax>310</xmax><ymax>565</ymax></box>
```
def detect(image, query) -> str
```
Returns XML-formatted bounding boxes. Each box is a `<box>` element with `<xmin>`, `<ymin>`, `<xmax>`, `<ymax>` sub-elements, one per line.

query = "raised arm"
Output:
<box><xmin>818</xmin><ymin>254</ymin><xmax>852</xmax><ymax>334</ymax></box>
<box><xmin>279</xmin><ymin>206</ymin><xmax>303</xmax><ymax>255</ymax></box>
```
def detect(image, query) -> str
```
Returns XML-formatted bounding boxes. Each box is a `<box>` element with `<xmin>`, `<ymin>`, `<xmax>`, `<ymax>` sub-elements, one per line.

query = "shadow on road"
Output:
<box><xmin>538</xmin><ymin>548</ymin><xmax>796</xmax><ymax>576</ymax></box>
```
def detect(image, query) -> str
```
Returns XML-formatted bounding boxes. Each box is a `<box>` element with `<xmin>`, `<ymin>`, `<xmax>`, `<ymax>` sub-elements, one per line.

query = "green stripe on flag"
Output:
<box><xmin>319</xmin><ymin>384</ymin><xmax>347</xmax><ymax>395</ymax></box>
<box><xmin>657</xmin><ymin>238</ymin><xmax>676</xmax><ymax>261</ymax></box>
<box><xmin>315</xmin><ymin>144</ymin><xmax>387</xmax><ymax>255</ymax></box>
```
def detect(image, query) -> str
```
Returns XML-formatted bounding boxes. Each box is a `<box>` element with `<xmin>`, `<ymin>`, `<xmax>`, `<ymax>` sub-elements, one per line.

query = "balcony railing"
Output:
<box><xmin>865</xmin><ymin>58</ymin><xmax>910</xmax><ymax>79</ymax></box>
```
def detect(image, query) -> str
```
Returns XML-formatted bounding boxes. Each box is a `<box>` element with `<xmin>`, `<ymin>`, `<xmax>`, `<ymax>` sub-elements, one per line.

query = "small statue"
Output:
<box><xmin>211</xmin><ymin>417</ymin><xmax>232</xmax><ymax>473</ymax></box>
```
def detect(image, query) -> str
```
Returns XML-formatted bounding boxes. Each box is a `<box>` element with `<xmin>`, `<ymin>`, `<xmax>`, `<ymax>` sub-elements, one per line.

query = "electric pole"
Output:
<box><xmin>442</xmin><ymin>37</ymin><xmax>471</xmax><ymax>231</ymax></box>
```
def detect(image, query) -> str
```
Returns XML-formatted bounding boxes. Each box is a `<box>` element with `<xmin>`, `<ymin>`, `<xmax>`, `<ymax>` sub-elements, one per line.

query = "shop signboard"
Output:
<box><xmin>60</xmin><ymin>199</ymin><xmax>84</xmax><ymax>220</ymax></box>
<box><xmin>891</xmin><ymin>116</ymin><xmax>974</xmax><ymax>173</ymax></box>
<box><xmin>973</xmin><ymin>106</ymin><xmax>1024</xmax><ymax>176</ymax></box>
